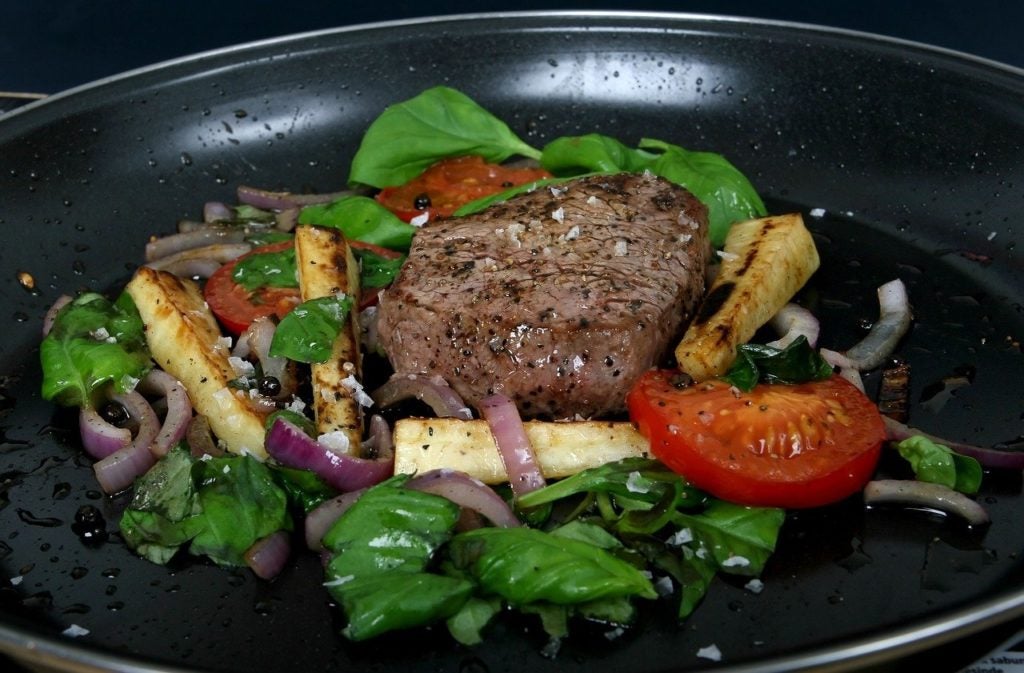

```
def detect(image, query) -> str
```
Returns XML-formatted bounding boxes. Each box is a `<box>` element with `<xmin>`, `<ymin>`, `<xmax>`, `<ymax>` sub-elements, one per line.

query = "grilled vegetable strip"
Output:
<box><xmin>392</xmin><ymin>418</ymin><xmax>648</xmax><ymax>484</ymax></box>
<box><xmin>294</xmin><ymin>225</ymin><xmax>365</xmax><ymax>452</ymax></box>
<box><xmin>674</xmin><ymin>213</ymin><xmax>820</xmax><ymax>382</ymax></box>
<box><xmin>126</xmin><ymin>267</ymin><xmax>268</xmax><ymax>457</ymax></box>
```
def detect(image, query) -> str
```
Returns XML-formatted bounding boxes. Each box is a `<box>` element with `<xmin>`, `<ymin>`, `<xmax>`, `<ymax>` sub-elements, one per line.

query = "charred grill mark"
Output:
<box><xmin>735</xmin><ymin>220</ymin><xmax>775</xmax><ymax>277</ymax></box>
<box><xmin>693</xmin><ymin>282</ymin><xmax>735</xmax><ymax>325</ymax></box>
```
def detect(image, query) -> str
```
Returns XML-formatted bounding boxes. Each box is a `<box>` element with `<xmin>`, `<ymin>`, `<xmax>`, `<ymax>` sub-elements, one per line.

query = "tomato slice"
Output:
<box><xmin>626</xmin><ymin>372</ymin><xmax>886</xmax><ymax>508</ymax></box>
<box><xmin>375</xmin><ymin>155</ymin><xmax>551</xmax><ymax>221</ymax></box>
<box><xmin>204</xmin><ymin>241</ymin><xmax>302</xmax><ymax>335</ymax></box>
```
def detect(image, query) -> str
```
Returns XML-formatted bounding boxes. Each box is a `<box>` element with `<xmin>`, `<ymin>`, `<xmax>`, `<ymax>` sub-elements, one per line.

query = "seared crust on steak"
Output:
<box><xmin>376</xmin><ymin>172</ymin><xmax>710</xmax><ymax>418</ymax></box>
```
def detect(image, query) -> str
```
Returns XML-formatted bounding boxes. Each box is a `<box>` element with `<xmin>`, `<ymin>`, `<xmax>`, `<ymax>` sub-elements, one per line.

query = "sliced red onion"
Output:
<box><xmin>820</xmin><ymin>348</ymin><xmax>866</xmax><ymax>393</ymax></box>
<box><xmin>265</xmin><ymin>417</ymin><xmax>393</xmax><ymax>492</ymax></box>
<box><xmin>145</xmin><ymin>228</ymin><xmax>248</xmax><ymax>262</ymax></box>
<box><xmin>138</xmin><ymin>370</ymin><xmax>193</xmax><ymax>456</ymax></box>
<box><xmin>79</xmin><ymin>406</ymin><xmax>131</xmax><ymax>459</ymax></box>
<box><xmin>235</xmin><ymin>317</ymin><xmax>294</xmax><ymax>399</ymax></box>
<box><xmin>406</xmin><ymin>469</ymin><xmax>521</xmax><ymax>528</ymax></box>
<box><xmin>92</xmin><ymin>391</ymin><xmax>160</xmax><ymax>494</ymax></box>
<box><xmin>42</xmin><ymin>294</ymin><xmax>72</xmax><ymax>336</ymax></box>
<box><xmin>478</xmin><ymin>393</ymin><xmax>546</xmax><ymax>498</ymax></box>
<box><xmin>275</xmin><ymin>208</ymin><xmax>299</xmax><ymax>232</ymax></box>
<box><xmin>843</xmin><ymin>279</ymin><xmax>912</xmax><ymax>371</ymax></box>
<box><xmin>304</xmin><ymin>489</ymin><xmax>367</xmax><ymax>550</ymax></box>
<box><xmin>767</xmin><ymin>303</ymin><xmax>820</xmax><ymax>349</ymax></box>
<box><xmin>145</xmin><ymin>243</ymin><xmax>252</xmax><ymax>276</ymax></box>
<box><xmin>203</xmin><ymin>201</ymin><xmax>234</xmax><ymax>223</ymax></box>
<box><xmin>370</xmin><ymin>373</ymin><xmax>474</xmax><ymax>420</ymax></box>
<box><xmin>883</xmin><ymin>416</ymin><xmax>1024</xmax><ymax>470</ymax></box>
<box><xmin>186</xmin><ymin>415</ymin><xmax>223</xmax><ymax>458</ymax></box>
<box><xmin>244</xmin><ymin>530</ymin><xmax>291</xmax><ymax>580</ymax></box>
<box><xmin>864</xmin><ymin>479</ymin><xmax>990</xmax><ymax>526</ymax></box>
<box><xmin>237</xmin><ymin>185</ymin><xmax>353</xmax><ymax>211</ymax></box>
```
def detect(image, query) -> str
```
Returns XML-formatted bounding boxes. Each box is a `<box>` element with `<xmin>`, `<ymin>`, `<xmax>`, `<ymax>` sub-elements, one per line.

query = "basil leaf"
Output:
<box><xmin>232</xmin><ymin>247</ymin><xmax>297</xmax><ymax>291</ymax></box>
<box><xmin>188</xmin><ymin>454</ymin><xmax>292</xmax><ymax>566</ymax></box>
<box><xmin>270</xmin><ymin>465</ymin><xmax>336</xmax><ymax>513</ymax></box>
<box><xmin>355</xmin><ymin>248</ymin><xmax>406</xmax><ymax>289</ymax></box>
<box><xmin>119</xmin><ymin>447</ymin><xmax>292</xmax><ymax>567</ymax></box>
<box><xmin>40</xmin><ymin>292</ymin><xmax>151</xmax><ymax>408</ymax></box>
<box><xmin>540</xmin><ymin>134</ymin><xmax>653</xmax><ymax>174</ymax></box>
<box><xmin>633</xmin><ymin>538</ymin><xmax>717</xmax><ymax>619</ymax></box>
<box><xmin>299</xmin><ymin>195</ymin><xmax>416</xmax><ymax>251</ymax></box>
<box><xmin>348</xmin><ymin>86</ymin><xmax>541</xmax><ymax>188</ymax></box>
<box><xmin>896</xmin><ymin>435</ymin><xmax>983</xmax><ymax>495</ymax></box>
<box><xmin>673</xmin><ymin>500</ymin><xmax>785</xmax><ymax>577</ymax></box>
<box><xmin>641</xmin><ymin>138</ymin><xmax>767</xmax><ymax>248</ymax></box>
<box><xmin>334</xmin><ymin>573</ymin><xmax>474</xmax><ymax>641</ymax></box>
<box><xmin>268</xmin><ymin>294</ymin><xmax>353</xmax><ymax>364</ymax></box>
<box><xmin>449</xmin><ymin>527</ymin><xmax>657</xmax><ymax>605</ymax></box>
<box><xmin>446</xmin><ymin>596</ymin><xmax>503</xmax><ymax>646</ymax></box>
<box><xmin>539</xmin><ymin>134</ymin><xmax>766</xmax><ymax>247</ymax></box>
<box><xmin>721</xmin><ymin>336</ymin><xmax>834</xmax><ymax>392</ymax></box>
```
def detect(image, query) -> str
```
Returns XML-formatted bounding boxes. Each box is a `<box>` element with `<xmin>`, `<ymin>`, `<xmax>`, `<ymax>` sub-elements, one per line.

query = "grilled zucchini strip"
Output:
<box><xmin>393</xmin><ymin>418</ymin><xmax>648</xmax><ymax>483</ymax></box>
<box><xmin>675</xmin><ymin>213</ymin><xmax>820</xmax><ymax>381</ymax></box>
<box><xmin>294</xmin><ymin>224</ymin><xmax>364</xmax><ymax>453</ymax></box>
<box><xmin>125</xmin><ymin>267</ymin><xmax>268</xmax><ymax>457</ymax></box>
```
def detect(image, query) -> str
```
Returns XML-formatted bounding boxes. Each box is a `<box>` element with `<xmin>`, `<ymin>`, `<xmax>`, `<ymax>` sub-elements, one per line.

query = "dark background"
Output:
<box><xmin>2</xmin><ymin>2</ymin><xmax>1022</xmax><ymax>672</ymax></box>
<box><xmin>1</xmin><ymin>0</ymin><xmax>1023</xmax><ymax>95</ymax></box>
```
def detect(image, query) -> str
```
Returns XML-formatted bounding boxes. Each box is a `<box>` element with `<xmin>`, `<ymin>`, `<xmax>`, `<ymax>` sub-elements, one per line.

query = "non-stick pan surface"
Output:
<box><xmin>1</xmin><ymin>12</ymin><xmax>1023</xmax><ymax>673</ymax></box>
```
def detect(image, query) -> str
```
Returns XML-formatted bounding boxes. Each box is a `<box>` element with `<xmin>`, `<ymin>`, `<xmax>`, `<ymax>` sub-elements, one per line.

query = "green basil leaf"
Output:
<box><xmin>673</xmin><ymin>500</ymin><xmax>785</xmax><ymax>577</ymax></box>
<box><xmin>40</xmin><ymin>292</ymin><xmax>151</xmax><ymax>408</ymax></box>
<box><xmin>231</xmin><ymin>247</ymin><xmax>297</xmax><ymax>291</ymax></box>
<box><xmin>446</xmin><ymin>596</ymin><xmax>503</xmax><ymax>646</ymax></box>
<box><xmin>348</xmin><ymin>86</ymin><xmax>541</xmax><ymax>188</ymax></box>
<box><xmin>299</xmin><ymin>195</ymin><xmax>415</xmax><ymax>250</ymax></box>
<box><xmin>332</xmin><ymin>572</ymin><xmax>474</xmax><ymax>641</ymax></box>
<box><xmin>449</xmin><ymin>527</ymin><xmax>657</xmax><ymax>605</ymax></box>
<box><xmin>355</xmin><ymin>248</ymin><xmax>406</xmax><ymax>289</ymax></box>
<box><xmin>633</xmin><ymin>537</ymin><xmax>717</xmax><ymax>619</ymax></box>
<box><xmin>720</xmin><ymin>336</ymin><xmax>834</xmax><ymax>392</ymax></box>
<box><xmin>540</xmin><ymin>134</ymin><xmax>653</xmax><ymax>174</ymax></box>
<box><xmin>640</xmin><ymin>138</ymin><xmax>767</xmax><ymax>247</ymax></box>
<box><xmin>269</xmin><ymin>465</ymin><xmax>336</xmax><ymax>513</ymax></box>
<box><xmin>268</xmin><ymin>294</ymin><xmax>353</xmax><ymax>364</ymax></box>
<box><xmin>896</xmin><ymin>435</ymin><xmax>983</xmax><ymax>494</ymax></box>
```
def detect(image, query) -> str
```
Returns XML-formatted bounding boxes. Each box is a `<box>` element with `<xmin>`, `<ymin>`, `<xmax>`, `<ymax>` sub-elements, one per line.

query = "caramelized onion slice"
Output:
<box><xmin>479</xmin><ymin>393</ymin><xmax>545</xmax><ymax>498</ymax></box>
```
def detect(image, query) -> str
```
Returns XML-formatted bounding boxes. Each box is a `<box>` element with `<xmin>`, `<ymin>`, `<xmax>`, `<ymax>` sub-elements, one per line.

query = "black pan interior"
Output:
<box><xmin>1</xmin><ymin>12</ymin><xmax>1023</xmax><ymax>673</ymax></box>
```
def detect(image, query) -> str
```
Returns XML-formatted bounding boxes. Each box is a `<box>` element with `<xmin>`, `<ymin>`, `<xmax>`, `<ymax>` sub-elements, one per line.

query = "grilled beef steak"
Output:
<box><xmin>376</xmin><ymin>172</ymin><xmax>710</xmax><ymax>418</ymax></box>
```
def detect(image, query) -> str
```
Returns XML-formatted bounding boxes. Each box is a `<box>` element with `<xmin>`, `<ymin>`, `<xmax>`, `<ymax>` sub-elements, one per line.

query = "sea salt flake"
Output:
<box><xmin>586</xmin><ymin>195</ymin><xmax>600</xmax><ymax>206</ymax></box>
<box><xmin>696</xmin><ymin>644</ymin><xmax>722</xmax><ymax>662</ymax></box>
<box><xmin>716</xmin><ymin>250</ymin><xmax>739</xmax><ymax>262</ymax></box>
<box><xmin>563</xmin><ymin>224</ymin><xmax>580</xmax><ymax>241</ymax></box>
<box><xmin>551</xmin><ymin>207</ymin><xmax>565</xmax><ymax>223</ymax></box>
<box><xmin>549</xmin><ymin>186</ymin><xmax>566</xmax><ymax>197</ymax></box>
<box><xmin>654</xmin><ymin>575</ymin><xmax>674</xmax><ymax>596</ymax></box>
<box><xmin>625</xmin><ymin>471</ymin><xmax>651</xmax><ymax>494</ymax></box>
<box><xmin>613</xmin><ymin>240</ymin><xmax>628</xmax><ymax>256</ymax></box>
<box><xmin>228</xmin><ymin>356</ymin><xmax>255</xmax><ymax>377</ymax></box>
<box><xmin>9</xmin><ymin>575</ymin><xmax>22</xmax><ymax>586</ymax></box>
<box><xmin>744</xmin><ymin>578</ymin><xmax>765</xmax><ymax>594</ymax></box>
<box><xmin>666</xmin><ymin>528</ymin><xmax>693</xmax><ymax>546</ymax></box>
<box><xmin>809</xmin><ymin>207</ymin><xmax>826</xmax><ymax>218</ymax></box>
<box><xmin>341</xmin><ymin>374</ymin><xmax>374</xmax><ymax>408</ymax></box>
<box><xmin>722</xmin><ymin>555</ymin><xmax>751</xmax><ymax>568</ymax></box>
<box><xmin>318</xmin><ymin>430</ymin><xmax>351</xmax><ymax>453</ymax></box>
<box><xmin>62</xmin><ymin>624</ymin><xmax>90</xmax><ymax>638</ymax></box>
<box><xmin>409</xmin><ymin>212</ymin><xmax>429</xmax><ymax>227</ymax></box>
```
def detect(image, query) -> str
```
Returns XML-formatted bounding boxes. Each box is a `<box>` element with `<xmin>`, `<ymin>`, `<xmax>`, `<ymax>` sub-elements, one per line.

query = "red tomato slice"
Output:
<box><xmin>375</xmin><ymin>155</ymin><xmax>551</xmax><ymax>221</ymax></box>
<box><xmin>204</xmin><ymin>241</ymin><xmax>301</xmax><ymax>335</ymax></box>
<box><xmin>626</xmin><ymin>372</ymin><xmax>886</xmax><ymax>508</ymax></box>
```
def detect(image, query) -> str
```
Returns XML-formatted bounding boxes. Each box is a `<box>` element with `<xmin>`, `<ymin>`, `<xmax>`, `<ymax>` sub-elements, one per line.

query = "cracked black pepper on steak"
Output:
<box><xmin>376</xmin><ymin>172</ymin><xmax>711</xmax><ymax>418</ymax></box>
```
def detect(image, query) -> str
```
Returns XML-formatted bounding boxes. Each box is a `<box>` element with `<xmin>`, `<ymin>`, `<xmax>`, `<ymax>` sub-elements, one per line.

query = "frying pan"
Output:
<box><xmin>1</xmin><ymin>11</ymin><xmax>1023</xmax><ymax>673</ymax></box>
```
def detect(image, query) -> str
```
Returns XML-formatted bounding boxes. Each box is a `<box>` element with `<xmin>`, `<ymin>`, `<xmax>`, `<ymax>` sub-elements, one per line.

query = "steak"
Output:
<box><xmin>375</xmin><ymin>172</ymin><xmax>710</xmax><ymax>419</ymax></box>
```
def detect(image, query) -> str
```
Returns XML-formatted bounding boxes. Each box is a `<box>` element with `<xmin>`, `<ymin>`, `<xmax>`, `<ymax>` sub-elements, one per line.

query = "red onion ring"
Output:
<box><xmin>145</xmin><ymin>242</ymin><xmax>252</xmax><ymax>275</ymax></box>
<box><xmin>244</xmin><ymin>530</ymin><xmax>292</xmax><ymax>580</ymax></box>
<box><xmin>767</xmin><ymin>303</ymin><xmax>820</xmax><ymax>349</ymax></box>
<box><xmin>265</xmin><ymin>417</ymin><xmax>393</xmax><ymax>493</ymax></box>
<box><xmin>820</xmin><ymin>348</ymin><xmax>866</xmax><ymax>393</ymax></box>
<box><xmin>203</xmin><ymin>201</ymin><xmax>233</xmax><ymax>223</ymax></box>
<box><xmin>883</xmin><ymin>415</ymin><xmax>1024</xmax><ymax>470</ymax></box>
<box><xmin>370</xmin><ymin>373</ymin><xmax>473</xmax><ymax>420</ymax></box>
<box><xmin>138</xmin><ymin>370</ymin><xmax>193</xmax><ymax>456</ymax></box>
<box><xmin>864</xmin><ymin>479</ymin><xmax>990</xmax><ymax>526</ymax></box>
<box><xmin>234</xmin><ymin>317</ymin><xmax>294</xmax><ymax>399</ymax></box>
<box><xmin>406</xmin><ymin>469</ymin><xmax>521</xmax><ymax>528</ymax></box>
<box><xmin>304</xmin><ymin>489</ymin><xmax>367</xmax><ymax>550</ymax></box>
<box><xmin>275</xmin><ymin>208</ymin><xmax>299</xmax><ymax>232</ymax></box>
<box><xmin>236</xmin><ymin>185</ymin><xmax>353</xmax><ymax>211</ymax></box>
<box><xmin>92</xmin><ymin>391</ymin><xmax>160</xmax><ymax>494</ymax></box>
<box><xmin>79</xmin><ymin>406</ymin><xmax>131</xmax><ymax>459</ymax></box>
<box><xmin>843</xmin><ymin>279</ymin><xmax>913</xmax><ymax>371</ymax></box>
<box><xmin>478</xmin><ymin>393</ymin><xmax>546</xmax><ymax>498</ymax></box>
<box><xmin>42</xmin><ymin>294</ymin><xmax>72</xmax><ymax>336</ymax></box>
<box><xmin>145</xmin><ymin>228</ymin><xmax>249</xmax><ymax>262</ymax></box>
